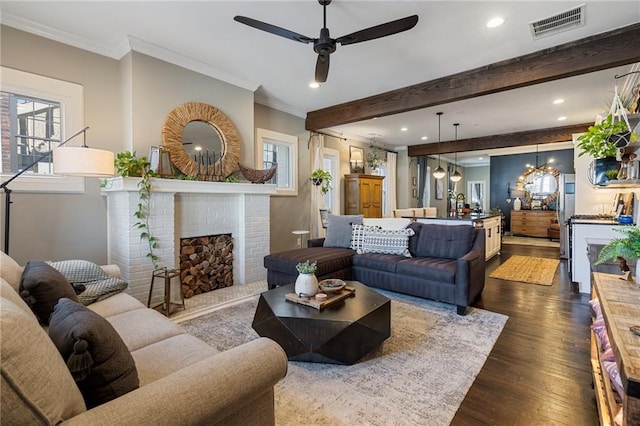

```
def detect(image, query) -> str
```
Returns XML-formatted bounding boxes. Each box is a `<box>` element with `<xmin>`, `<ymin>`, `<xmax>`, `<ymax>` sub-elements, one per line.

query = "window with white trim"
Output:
<box><xmin>0</xmin><ymin>67</ymin><xmax>84</xmax><ymax>192</ymax></box>
<box><xmin>256</xmin><ymin>128</ymin><xmax>298</xmax><ymax>196</ymax></box>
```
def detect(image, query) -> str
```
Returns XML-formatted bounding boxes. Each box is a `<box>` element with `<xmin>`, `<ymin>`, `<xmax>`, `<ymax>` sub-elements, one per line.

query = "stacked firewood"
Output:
<box><xmin>179</xmin><ymin>234</ymin><xmax>233</xmax><ymax>298</ymax></box>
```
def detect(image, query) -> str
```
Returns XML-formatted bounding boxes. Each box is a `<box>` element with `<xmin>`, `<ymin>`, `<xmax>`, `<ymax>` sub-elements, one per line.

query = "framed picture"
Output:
<box><xmin>349</xmin><ymin>146</ymin><xmax>364</xmax><ymax>174</ymax></box>
<box><xmin>435</xmin><ymin>178</ymin><xmax>444</xmax><ymax>200</ymax></box>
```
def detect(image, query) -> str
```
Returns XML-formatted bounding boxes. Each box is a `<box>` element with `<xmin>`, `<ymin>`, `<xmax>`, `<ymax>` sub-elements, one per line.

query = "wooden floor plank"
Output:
<box><xmin>451</xmin><ymin>243</ymin><xmax>598</xmax><ymax>425</ymax></box>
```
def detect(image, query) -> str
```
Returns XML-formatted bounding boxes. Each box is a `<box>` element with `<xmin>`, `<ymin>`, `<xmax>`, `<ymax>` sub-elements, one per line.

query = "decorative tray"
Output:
<box><xmin>285</xmin><ymin>285</ymin><xmax>356</xmax><ymax>310</ymax></box>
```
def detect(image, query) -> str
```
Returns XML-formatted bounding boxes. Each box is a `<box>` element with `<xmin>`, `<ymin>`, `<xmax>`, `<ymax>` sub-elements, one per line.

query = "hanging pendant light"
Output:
<box><xmin>432</xmin><ymin>112</ymin><xmax>446</xmax><ymax>179</ymax></box>
<box><xmin>450</xmin><ymin>123</ymin><xmax>462</xmax><ymax>182</ymax></box>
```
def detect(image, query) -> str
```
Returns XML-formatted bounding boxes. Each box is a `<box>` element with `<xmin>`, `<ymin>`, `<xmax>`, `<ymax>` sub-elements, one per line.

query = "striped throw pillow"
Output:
<box><xmin>351</xmin><ymin>224</ymin><xmax>380</xmax><ymax>254</ymax></box>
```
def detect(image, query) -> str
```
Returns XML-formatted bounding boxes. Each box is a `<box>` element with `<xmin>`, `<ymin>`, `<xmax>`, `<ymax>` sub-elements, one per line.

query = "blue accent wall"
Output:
<box><xmin>490</xmin><ymin>148</ymin><xmax>574</xmax><ymax>233</ymax></box>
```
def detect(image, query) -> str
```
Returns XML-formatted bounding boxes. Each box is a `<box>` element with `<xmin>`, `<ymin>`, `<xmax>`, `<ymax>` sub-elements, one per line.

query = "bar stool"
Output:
<box><xmin>147</xmin><ymin>267</ymin><xmax>185</xmax><ymax>317</ymax></box>
<box><xmin>292</xmin><ymin>230</ymin><xmax>310</xmax><ymax>248</ymax></box>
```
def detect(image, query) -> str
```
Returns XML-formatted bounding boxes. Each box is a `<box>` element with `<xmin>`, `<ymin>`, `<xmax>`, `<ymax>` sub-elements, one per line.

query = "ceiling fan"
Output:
<box><xmin>234</xmin><ymin>0</ymin><xmax>418</xmax><ymax>83</ymax></box>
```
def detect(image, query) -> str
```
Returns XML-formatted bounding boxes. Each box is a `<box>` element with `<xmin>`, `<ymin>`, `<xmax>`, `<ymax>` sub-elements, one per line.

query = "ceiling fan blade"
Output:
<box><xmin>234</xmin><ymin>16</ymin><xmax>314</xmax><ymax>44</ymax></box>
<box><xmin>335</xmin><ymin>15</ymin><xmax>419</xmax><ymax>46</ymax></box>
<box><xmin>315</xmin><ymin>54</ymin><xmax>330</xmax><ymax>83</ymax></box>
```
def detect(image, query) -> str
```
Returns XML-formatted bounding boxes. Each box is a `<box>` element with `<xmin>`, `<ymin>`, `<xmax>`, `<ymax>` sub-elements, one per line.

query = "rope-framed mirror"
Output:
<box><xmin>162</xmin><ymin>102</ymin><xmax>240</xmax><ymax>179</ymax></box>
<box><xmin>521</xmin><ymin>168</ymin><xmax>560</xmax><ymax>207</ymax></box>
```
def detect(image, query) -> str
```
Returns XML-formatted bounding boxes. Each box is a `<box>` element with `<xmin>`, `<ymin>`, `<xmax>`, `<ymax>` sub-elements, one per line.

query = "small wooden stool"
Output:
<box><xmin>147</xmin><ymin>267</ymin><xmax>185</xmax><ymax>317</ymax></box>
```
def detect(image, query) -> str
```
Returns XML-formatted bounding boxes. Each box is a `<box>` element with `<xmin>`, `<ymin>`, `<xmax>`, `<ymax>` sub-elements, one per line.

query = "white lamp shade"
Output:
<box><xmin>53</xmin><ymin>147</ymin><xmax>114</xmax><ymax>177</ymax></box>
<box><xmin>511</xmin><ymin>189</ymin><xmax>527</xmax><ymax>198</ymax></box>
<box><xmin>350</xmin><ymin>151</ymin><xmax>363</xmax><ymax>161</ymax></box>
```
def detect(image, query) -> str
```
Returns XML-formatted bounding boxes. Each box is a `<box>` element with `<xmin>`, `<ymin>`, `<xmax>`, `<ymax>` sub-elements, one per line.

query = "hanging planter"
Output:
<box><xmin>310</xmin><ymin>169</ymin><xmax>332</xmax><ymax>195</ymax></box>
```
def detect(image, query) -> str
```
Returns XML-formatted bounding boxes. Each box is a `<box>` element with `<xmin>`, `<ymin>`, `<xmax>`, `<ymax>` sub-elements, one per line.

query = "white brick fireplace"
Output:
<box><xmin>102</xmin><ymin>177</ymin><xmax>275</xmax><ymax>303</ymax></box>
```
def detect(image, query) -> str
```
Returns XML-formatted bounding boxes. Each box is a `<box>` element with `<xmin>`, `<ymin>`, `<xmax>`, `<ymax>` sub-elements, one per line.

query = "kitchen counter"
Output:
<box><xmin>410</xmin><ymin>213</ymin><xmax>500</xmax><ymax>222</ymax></box>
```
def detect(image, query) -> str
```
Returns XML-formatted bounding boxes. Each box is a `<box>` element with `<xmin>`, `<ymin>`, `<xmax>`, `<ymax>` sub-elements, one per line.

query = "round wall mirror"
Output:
<box><xmin>162</xmin><ymin>102</ymin><xmax>240</xmax><ymax>178</ymax></box>
<box><xmin>521</xmin><ymin>168</ymin><xmax>560</xmax><ymax>207</ymax></box>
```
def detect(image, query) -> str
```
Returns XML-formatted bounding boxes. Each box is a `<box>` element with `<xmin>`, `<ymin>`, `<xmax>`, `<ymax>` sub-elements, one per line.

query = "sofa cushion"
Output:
<box><xmin>50</xmin><ymin>259</ymin><xmax>129</xmax><ymax>306</ymax></box>
<box><xmin>352</xmin><ymin>253</ymin><xmax>406</xmax><ymax>273</ymax></box>
<box><xmin>1</xmin><ymin>278</ymin><xmax>36</xmax><ymax>320</ymax></box>
<box><xmin>362</xmin><ymin>218</ymin><xmax>411</xmax><ymax>230</ymax></box>
<box><xmin>361</xmin><ymin>227</ymin><xmax>415</xmax><ymax>257</ymax></box>
<box><xmin>0</xmin><ymin>250</ymin><xmax>23</xmax><ymax>292</ymax></box>
<box><xmin>87</xmin><ymin>292</ymin><xmax>147</xmax><ymax>318</ymax></box>
<box><xmin>19</xmin><ymin>260</ymin><xmax>79</xmax><ymax>324</ymax></box>
<box><xmin>350</xmin><ymin>224</ymin><xmax>380</xmax><ymax>253</ymax></box>
<box><xmin>48</xmin><ymin>298</ymin><xmax>139</xmax><ymax>409</ymax></box>
<box><xmin>105</xmin><ymin>307</ymin><xmax>186</xmax><ymax>352</ymax></box>
<box><xmin>396</xmin><ymin>257</ymin><xmax>458</xmax><ymax>284</ymax></box>
<box><xmin>264</xmin><ymin>247</ymin><xmax>355</xmax><ymax>277</ymax></box>
<box><xmin>414</xmin><ymin>224</ymin><xmax>475</xmax><ymax>260</ymax></box>
<box><xmin>0</xmin><ymin>298</ymin><xmax>86</xmax><ymax>424</ymax></box>
<box><xmin>131</xmin><ymin>334</ymin><xmax>217</xmax><ymax>386</ymax></box>
<box><xmin>324</xmin><ymin>214</ymin><xmax>363</xmax><ymax>248</ymax></box>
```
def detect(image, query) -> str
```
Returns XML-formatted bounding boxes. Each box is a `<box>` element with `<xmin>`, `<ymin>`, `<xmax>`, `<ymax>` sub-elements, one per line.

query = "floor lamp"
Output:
<box><xmin>0</xmin><ymin>127</ymin><xmax>114</xmax><ymax>255</ymax></box>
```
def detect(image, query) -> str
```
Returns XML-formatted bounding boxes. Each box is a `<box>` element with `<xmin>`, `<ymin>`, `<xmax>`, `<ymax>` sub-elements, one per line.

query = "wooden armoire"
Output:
<box><xmin>344</xmin><ymin>174</ymin><xmax>385</xmax><ymax>218</ymax></box>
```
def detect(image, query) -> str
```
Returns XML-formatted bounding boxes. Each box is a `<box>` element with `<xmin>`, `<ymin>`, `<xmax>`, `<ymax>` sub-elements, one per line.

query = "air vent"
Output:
<box><xmin>529</xmin><ymin>4</ymin><xmax>585</xmax><ymax>40</ymax></box>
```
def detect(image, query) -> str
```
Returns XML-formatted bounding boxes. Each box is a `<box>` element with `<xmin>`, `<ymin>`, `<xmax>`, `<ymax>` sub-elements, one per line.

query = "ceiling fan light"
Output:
<box><xmin>433</xmin><ymin>166</ymin><xmax>446</xmax><ymax>179</ymax></box>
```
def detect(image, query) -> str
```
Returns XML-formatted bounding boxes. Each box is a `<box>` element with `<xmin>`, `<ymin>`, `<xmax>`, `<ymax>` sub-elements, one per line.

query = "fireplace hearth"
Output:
<box><xmin>180</xmin><ymin>234</ymin><xmax>233</xmax><ymax>298</ymax></box>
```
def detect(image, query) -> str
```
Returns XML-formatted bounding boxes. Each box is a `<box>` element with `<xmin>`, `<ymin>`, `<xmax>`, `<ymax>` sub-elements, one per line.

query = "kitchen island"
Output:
<box><xmin>409</xmin><ymin>213</ymin><xmax>501</xmax><ymax>260</ymax></box>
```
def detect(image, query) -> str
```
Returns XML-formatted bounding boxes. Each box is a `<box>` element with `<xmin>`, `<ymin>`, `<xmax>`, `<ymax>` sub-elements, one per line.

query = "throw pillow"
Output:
<box><xmin>350</xmin><ymin>224</ymin><xmax>381</xmax><ymax>253</ymax></box>
<box><xmin>19</xmin><ymin>260</ymin><xmax>79</xmax><ymax>325</ymax></box>
<box><xmin>50</xmin><ymin>260</ymin><xmax>128</xmax><ymax>305</ymax></box>
<box><xmin>48</xmin><ymin>298</ymin><xmax>139</xmax><ymax>409</ymax></box>
<box><xmin>362</xmin><ymin>227</ymin><xmax>415</xmax><ymax>257</ymax></box>
<box><xmin>323</xmin><ymin>214</ymin><xmax>363</xmax><ymax>248</ymax></box>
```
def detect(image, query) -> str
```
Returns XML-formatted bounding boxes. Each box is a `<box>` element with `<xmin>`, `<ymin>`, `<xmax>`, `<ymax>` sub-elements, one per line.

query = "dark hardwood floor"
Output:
<box><xmin>452</xmin><ymin>243</ymin><xmax>599</xmax><ymax>426</ymax></box>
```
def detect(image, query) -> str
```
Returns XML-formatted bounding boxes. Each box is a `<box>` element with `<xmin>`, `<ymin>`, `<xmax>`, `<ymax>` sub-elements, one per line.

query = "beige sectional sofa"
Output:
<box><xmin>0</xmin><ymin>251</ymin><xmax>287</xmax><ymax>425</ymax></box>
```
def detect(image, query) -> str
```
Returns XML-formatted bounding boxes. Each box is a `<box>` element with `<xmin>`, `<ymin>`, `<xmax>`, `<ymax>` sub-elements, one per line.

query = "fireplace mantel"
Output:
<box><xmin>101</xmin><ymin>177</ymin><xmax>274</xmax><ymax>304</ymax></box>
<box><xmin>102</xmin><ymin>177</ymin><xmax>277</xmax><ymax>195</ymax></box>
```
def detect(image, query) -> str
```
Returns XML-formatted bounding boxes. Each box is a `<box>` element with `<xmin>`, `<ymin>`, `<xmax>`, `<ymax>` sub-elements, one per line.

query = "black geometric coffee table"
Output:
<box><xmin>252</xmin><ymin>281</ymin><xmax>390</xmax><ymax>364</ymax></box>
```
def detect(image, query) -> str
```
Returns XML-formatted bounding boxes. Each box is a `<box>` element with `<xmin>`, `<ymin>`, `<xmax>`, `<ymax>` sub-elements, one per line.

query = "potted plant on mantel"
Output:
<box><xmin>596</xmin><ymin>225</ymin><xmax>640</xmax><ymax>283</ymax></box>
<box><xmin>310</xmin><ymin>169</ymin><xmax>332</xmax><ymax>195</ymax></box>
<box><xmin>113</xmin><ymin>151</ymin><xmax>159</xmax><ymax>268</ymax></box>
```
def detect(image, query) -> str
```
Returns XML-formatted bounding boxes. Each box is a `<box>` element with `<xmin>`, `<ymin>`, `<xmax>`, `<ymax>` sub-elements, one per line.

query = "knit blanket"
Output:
<box><xmin>49</xmin><ymin>260</ymin><xmax>128</xmax><ymax>305</ymax></box>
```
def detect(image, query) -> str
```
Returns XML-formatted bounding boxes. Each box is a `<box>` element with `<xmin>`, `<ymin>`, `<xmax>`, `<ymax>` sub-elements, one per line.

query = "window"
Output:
<box><xmin>256</xmin><ymin>128</ymin><xmax>298</xmax><ymax>195</ymax></box>
<box><xmin>322</xmin><ymin>148</ymin><xmax>340</xmax><ymax>214</ymax></box>
<box><xmin>0</xmin><ymin>67</ymin><xmax>84</xmax><ymax>192</ymax></box>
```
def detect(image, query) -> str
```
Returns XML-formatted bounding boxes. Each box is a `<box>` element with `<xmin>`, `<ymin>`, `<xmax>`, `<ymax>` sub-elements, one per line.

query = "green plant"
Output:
<box><xmin>366</xmin><ymin>149</ymin><xmax>386</xmax><ymax>170</ymax></box>
<box><xmin>576</xmin><ymin>113</ymin><xmax>638</xmax><ymax>158</ymax></box>
<box><xmin>310</xmin><ymin>169</ymin><xmax>332</xmax><ymax>195</ymax></box>
<box><xmin>595</xmin><ymin>226</ymin><xmax>640</xmax><ymax>265</ymax></box>
<box><xmin>115</xmin><ymin>151</ymin><xmax>159</xmax><ymax>268</ymax></box>
<box><xmin>605</xmin><ymin>169</ymin><xmax>620</xmax><ymax>180</ymax></box>
<box><xmin>296</xmin><ymin>260</ymin><xmax>317</xmax><ymax>275</ymax></box>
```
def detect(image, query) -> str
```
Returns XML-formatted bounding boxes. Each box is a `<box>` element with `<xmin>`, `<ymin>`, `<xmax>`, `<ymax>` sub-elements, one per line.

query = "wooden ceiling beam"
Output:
<box><xmin>407</xmin><ymin>123</ymin><xmax>591</xmax><ymax>157</ymax></box>
<box><xmin>305</xmin><ymin>23</ymin><xmax>640</xmax><ymax>131</ymax></box>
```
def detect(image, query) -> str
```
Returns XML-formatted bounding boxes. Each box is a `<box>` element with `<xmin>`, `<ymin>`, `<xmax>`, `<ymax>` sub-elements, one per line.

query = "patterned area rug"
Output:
<box><xmin>489</xmin><ymin>255</ymin><xmax>560</xmax><ymax>286</ymax></box>
<box><xmin>180</xmin><ymin>290</ymin><xmax>507</xmax><ymax>425</ymax></box>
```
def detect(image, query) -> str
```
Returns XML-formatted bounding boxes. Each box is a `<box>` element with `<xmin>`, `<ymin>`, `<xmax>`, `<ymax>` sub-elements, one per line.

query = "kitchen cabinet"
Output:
<box><xmin>344</xmin><ymin>174</ymin><xmax>384</xmax><ymax>218</ymax></box>
<box><xmin>482</xmin><ymin>215</ymin><xmax>501</xmax><ymax>260</ymax></box>
<box><xmin>510</xmin><ymin>210</ymin><xmax>557</xmax><ymax>237</ymax></box>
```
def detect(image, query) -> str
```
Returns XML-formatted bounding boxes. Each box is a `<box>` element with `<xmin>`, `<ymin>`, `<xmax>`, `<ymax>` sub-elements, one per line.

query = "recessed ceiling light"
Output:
<box><xmin>421</xmin><ymin>136</ymin><xmax>428</xmax><ymax>140</ymax></box>
<box><xmin>558</xmin><ymin>116</ymin><xmax>567</xmax><ymax>121</ymax></box>
<box><xmin>401</xmin><ymin>127</ymin><xmax>408</xmax><ymax>132</ymax></box>
<box><xmin>309</xmin><ymin>82</ymin><xmax>320</xmax><ymax>89</ymax></box>
<box><xmin>478</xmin><ymin>157</ymin><xmax>483</xmax><ymax>160</ymax></box>
<box><xmin>486</xmin><ymin>17</ymin><xmax>505</xmax><ymax>28</ymax></box>
<box><xmin>553</xmin><ymin>98</ymin><xmax>565</xmax><ymax>105</ymax></box>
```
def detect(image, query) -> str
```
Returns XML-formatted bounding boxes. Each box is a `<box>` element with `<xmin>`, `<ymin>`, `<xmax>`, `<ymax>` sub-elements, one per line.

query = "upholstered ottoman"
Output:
<box><xmin>263</xmin><ymin>247</ymin><xmax>355</xmax><ymax>289</ymax></box>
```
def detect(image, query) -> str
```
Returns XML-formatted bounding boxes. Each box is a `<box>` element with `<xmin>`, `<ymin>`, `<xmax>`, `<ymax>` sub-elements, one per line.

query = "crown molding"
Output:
<box><xmin>2</xmin><ymin>12</ymin><xmax>121</xmax><ymax>58</ymax></box>
<box><xmin>254</xmin><ymin>93</ymin><xmax>306</xmax><ymax>119</ymax></box>
<box><xmin>1</xmin><ymin>13</ymin><xmax>260</xmax><ymax>92</ymax></box>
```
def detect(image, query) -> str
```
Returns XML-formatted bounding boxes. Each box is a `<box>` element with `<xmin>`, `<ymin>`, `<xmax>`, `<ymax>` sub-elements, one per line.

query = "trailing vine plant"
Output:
<box><xmin>114</xmin><ymin>151</ymin><xmax>159</xmax><ymax>269</ymax></box>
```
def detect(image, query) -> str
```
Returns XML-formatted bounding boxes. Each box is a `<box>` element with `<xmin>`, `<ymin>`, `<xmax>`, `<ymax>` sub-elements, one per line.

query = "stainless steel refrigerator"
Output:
<box><xmin>558</xmin><ymin>174</ymin><xmax>575</xmax><ymax>259</ymax></box>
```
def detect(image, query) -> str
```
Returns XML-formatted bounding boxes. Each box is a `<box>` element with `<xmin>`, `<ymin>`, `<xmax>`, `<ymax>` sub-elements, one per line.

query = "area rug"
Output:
<box><xmin>502</xmin><ymin>235</ymin><xmax>560</xmax><ymax>248</ymax></box>
<box><xmin>489</xmin><ymin>254</ymin><xmax>560</xmax><ymax>285</ymax></box>
<box><xmin>180</xmin><ymin>291</ymin><xmax>508</xmax><ymax>425</ymax></box>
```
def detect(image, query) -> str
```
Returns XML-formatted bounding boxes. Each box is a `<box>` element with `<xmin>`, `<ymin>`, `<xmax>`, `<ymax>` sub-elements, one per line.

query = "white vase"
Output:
<box><xmin>295</xmin><ymin>273</ymin><xmax>319</xmax><ymax>296</ymax></box>
<box><xmin>513</xmin><ymin>197</ymin><xmax>522</xmax><ymax>211</ymax></box>
<box><xmin>370</xmin><ymin>169</ymin><xmax>379</xmax><ymax>175</ymax></box>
